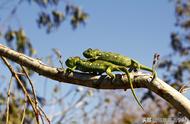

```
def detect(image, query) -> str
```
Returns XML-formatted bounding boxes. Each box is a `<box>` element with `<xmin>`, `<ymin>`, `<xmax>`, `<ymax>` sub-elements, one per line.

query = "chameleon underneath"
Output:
<box><xmin>83</xmin><ymin>48</ymin><xmax>157</xmax><ymax>110</ymax></box>
<box><xmin>65</xmin><ymin>56</ymin><xmax>145</xmax><ymax>111</ymax></box>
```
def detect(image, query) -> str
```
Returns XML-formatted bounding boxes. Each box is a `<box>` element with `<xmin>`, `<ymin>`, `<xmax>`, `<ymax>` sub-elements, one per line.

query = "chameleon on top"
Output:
<box><xmin>83</xmin><ymin>48</ymin><xmax>157</xmax><ymax>79</ymax></box>
<box><xmin>65</xmin><ymin>56</ymin><xmax>145</xmax><ymax>111</ymax></box>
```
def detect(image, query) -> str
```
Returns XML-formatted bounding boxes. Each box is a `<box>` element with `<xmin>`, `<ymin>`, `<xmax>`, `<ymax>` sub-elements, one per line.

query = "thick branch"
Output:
<box><xmin>0</xmin><ymin>44</ymin><xmax>190</xmax><ymax>119</ymax></box>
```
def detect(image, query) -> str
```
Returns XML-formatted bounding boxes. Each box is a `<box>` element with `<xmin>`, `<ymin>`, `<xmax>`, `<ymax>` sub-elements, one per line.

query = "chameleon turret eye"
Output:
<box><xmin>65</xmin><ymin>57</ymin><xmax>76</xmax><ymax>68</ymax></box>
<box><xmin>83</xmin><ymin>48</ymin><xmax>94</xmax><ymax>58</ymax></box>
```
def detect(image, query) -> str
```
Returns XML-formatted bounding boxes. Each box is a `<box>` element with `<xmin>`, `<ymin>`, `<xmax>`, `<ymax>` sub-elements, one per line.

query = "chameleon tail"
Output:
<box><xmin>120</xmin><ymin>67</ymin><xmax>145</xmax><ymax>112</ymax></box>
<box><xmin>140</xmin><ymin>64</ymin><xmax>157</xmax><ymax>81</ymax></box>
<box><xmin>151</xmin><ymin>69</ymin><xmax>157</xmax><ymax>82</ymax></box>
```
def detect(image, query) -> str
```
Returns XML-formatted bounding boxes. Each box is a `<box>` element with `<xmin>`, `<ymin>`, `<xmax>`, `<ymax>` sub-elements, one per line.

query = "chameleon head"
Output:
<box><xmin>83</xmin><ymin>48</ymin><xmax>101</xmax><ymax>58</ymax></box>
<box><xmin>65</xmin><ymin>57</ymin><xmax>80</xmax><ymax>68</ymax></box>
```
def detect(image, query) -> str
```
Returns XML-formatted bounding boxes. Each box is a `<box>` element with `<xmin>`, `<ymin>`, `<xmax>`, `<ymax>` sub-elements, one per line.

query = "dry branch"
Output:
<box><xmin>0</xmin><ymin>44</ymin><xmax>190</xmax><ymax>119</ymax></box>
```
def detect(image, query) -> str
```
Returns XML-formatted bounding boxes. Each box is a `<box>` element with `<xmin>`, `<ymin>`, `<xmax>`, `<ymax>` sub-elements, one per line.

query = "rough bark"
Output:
<box><xmin>0</xmin><ymin>44</ymin><xmax>190</xmax><ymax>119</ymax></box>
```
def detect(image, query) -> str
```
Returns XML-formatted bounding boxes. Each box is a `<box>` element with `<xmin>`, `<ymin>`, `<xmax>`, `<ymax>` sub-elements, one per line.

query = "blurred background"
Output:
<box><xmin>0</xmin><ymin>0</ymin><xmax>190</xmax><ymax>123</ymax></box>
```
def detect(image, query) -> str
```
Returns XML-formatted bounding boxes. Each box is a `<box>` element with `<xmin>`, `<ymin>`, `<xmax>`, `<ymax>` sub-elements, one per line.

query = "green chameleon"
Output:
<box><xmin>65</xmin><ymin>56</ymin><xmax>145</xmax><ymax>111</ymax></box>
<box><xmin>83</xmin><ymin>48</ymin><xmax>157</xmax><ymax>110</ymax></box>
<box><xmin>83</xmin><ymin>48</ymin><xmax>157</xmax><ymax>79</ymax></box>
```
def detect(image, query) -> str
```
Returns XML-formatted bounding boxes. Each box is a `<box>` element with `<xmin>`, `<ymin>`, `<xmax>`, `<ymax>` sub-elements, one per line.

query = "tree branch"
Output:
<box><xmin>1</xmin><ymin>43</ymin><xmax>190</xmax><ymax>119</ymax></box>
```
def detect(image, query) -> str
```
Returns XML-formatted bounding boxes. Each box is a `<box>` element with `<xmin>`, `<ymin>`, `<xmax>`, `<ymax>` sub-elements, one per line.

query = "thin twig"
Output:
<box><xmin>6</xmin><ymin>76</ymin><xmax>13</xmax><ymax>124</ymax></box>
<box><xmin>39</xmin><ymin>112</ymin><xmax>45</xmax><ymax>124</ymax></box>
<box><xmin>1</xmin><ymin>57</ymin><xmax>40</xmax><ymax>124</ymax></box>
<box><xmin>21</xmin><ymin>94</ymin><xmax>27</xmax><ymax>124</ymax></box>
<box><xmin>20</xmin><ymin>66</ymin><xmax>38</xmax><ymax>113</ymax></box>
<box><xmin>38</xmin><ymin>105</ymin><xmax>51</xmax><ymax>124</ymax></box>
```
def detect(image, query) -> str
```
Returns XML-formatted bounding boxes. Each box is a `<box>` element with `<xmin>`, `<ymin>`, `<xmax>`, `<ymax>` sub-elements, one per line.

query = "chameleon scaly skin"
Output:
<box><xmin>65</xmin><ymin>56</ymin><xmax>145</xmax><ymax>111</ymax></box>
<box><xmin>83</xmin><ymin>48</ymin><xmax>157</xmax><ymax>78</ymax></box>
<box><xmin>83</xmin><ymin>48</ymin><xmax>158</xmax><ymax>111</ymax></box>
<box><xmin>66</xmin><ymin>56</ymin><xmax>121</xmax><ymax>78</ymax></box>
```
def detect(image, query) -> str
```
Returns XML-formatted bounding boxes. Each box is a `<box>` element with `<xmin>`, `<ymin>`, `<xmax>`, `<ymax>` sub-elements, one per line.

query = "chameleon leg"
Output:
<box><xmin>106</xmin><ymin>66</ymin><xmax>115</xmax><ymax>79</ymax></box>
<box><xmin>132</xmin><ymin>59</ymin><xmax>140</xmax><ymax>70</ymax></box>
<box><xmin>129</xmin><ymin>59</ymin><xmax>141</xmax><ymax>72</ymax></box>
<box><xmin>151</xmin><ymin>69</ymin><xmax>157</xmax><ymax>82</ymax></box>
<box><xmin>106</xmin><ymin>67</ymin><xmax>117</xmax><ymax>86</ymax></box>
<box><xmin>66</xmin><ymin>66</ymin><xmax>76</xmax><ymax>72</ymax></box>
<box><xmin>139</xmin><ymin>64</ymin><xmax>157</xmax><ymax>82</ymax></box>
<box><xmin>121</xmin><ymin>67</ymin><xmax>145</xmax><ymax>112</ymax></box>
<box><xmin>128</xmin><ymin>68</ymin><xmax>133</xmax><ymax>72</ymax></box>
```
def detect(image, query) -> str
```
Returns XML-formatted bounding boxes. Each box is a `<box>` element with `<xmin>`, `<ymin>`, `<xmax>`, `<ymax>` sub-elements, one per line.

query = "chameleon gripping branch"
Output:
<box><xmin>0</xmin><ymin>44</ymin><xmax>190</xmax><ymax>119</ymax></box>
<box><xmin>83</xmin><ymin>48</ymin><xmax>158</xmax><ymax>111</ymax></box>
<box><xmin>65</xmin><ymin>56</ymin><xmax>145</xmax><ymax>111</ymax></box>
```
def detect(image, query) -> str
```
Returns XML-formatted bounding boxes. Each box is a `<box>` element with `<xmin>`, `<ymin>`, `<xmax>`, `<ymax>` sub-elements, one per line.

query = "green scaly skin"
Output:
<box><xmin>83</xmin><ymin>48</ymin><xmax>157</xmax><ymax>111</ymax></box>
<box><xmin>83</xmin><ymin>48</ymin><xmax>157</xmax><ymax>78</ymax></box>
<box><xmin>83</xmin><ymin>48</ymin><xmax>157</xmax><ymax>79</ymax></box>
<box><xmin>65</xmin><ymin>56</ymin><xmax>145</xmax><ymax>111</ymax></box>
